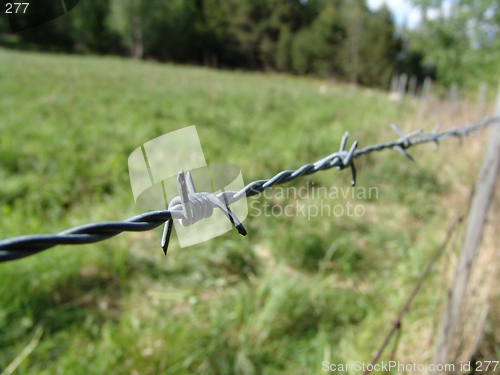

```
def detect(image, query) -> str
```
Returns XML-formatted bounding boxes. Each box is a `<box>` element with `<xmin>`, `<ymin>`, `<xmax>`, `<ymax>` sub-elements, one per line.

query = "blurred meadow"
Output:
<box><xmin>0</xmin><ymin>46</ymin><xmax>497</xmax><ymax>374</ymax></box>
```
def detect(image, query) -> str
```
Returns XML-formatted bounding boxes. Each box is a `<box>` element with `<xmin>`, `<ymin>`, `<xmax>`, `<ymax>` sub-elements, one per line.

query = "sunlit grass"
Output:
<box><xmin>0</xmin><ymin>47</ymin><xmax>491</xmax><ymax>374</ymax></box>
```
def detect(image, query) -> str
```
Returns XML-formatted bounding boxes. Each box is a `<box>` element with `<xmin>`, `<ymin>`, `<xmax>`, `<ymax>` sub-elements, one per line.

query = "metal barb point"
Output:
<box><xmin>432</xmin><ymin>124</ymin><xmax>441</xmax><ymax>150</ymax></box>
<box><xmin>391</xmin><ymin>124</ymin><xmax>423</xmax><ymax>148</ymax></box>
<box><xmin>336</xmin><ymin>132</ymin><xmax>358</xmax><ymax>185</ymax></box>
<box><xmin>177</xmin><ymin>170</ymin><xmax>191</xmax><ymax>225</ymax></box>
<box><xmin>225</xmin><ymin>203</ymin><xmax>247</xmax><ymax>236</ymax></box>
<box><xmin>185</xmin><ymin>171</ymin><xmax>197</xmax><ymax>193</ymax></box>
<box><xmin>160</xmin><ymin>171</ymin><xmax>198</xmax><ymax>255</ymax></box>
<box><xmin>161</xmin><ymin>219</ymin><xmax>173</xmax><ymax>255</ymax></box>
<box><xmin>350</xmin><ymin>162</ymin><xmax>357</xmax><ymax>186</ymax></box>
<box><xmin>215</xmin><ymin>192</ymin><xmax>247</xmax><ymax>236</ymax></box>
<box><xmin>160</xmin><ymin>170</ymin><xmax>247</xmax><ymax>255</ymax></box>
<box><xmin>340</xmin><ymin>131</ymin><xmax>349</xmax><ymax>153</ymax></box>
<box><xmin>393</xmin><ymin>145</ymin><xmax>415</xmax><ymax>162</ymax></box>
<box><xmin>344</xmin><ymin>140</ymin><xmax>358</xmax><ymax>166</ymax></box>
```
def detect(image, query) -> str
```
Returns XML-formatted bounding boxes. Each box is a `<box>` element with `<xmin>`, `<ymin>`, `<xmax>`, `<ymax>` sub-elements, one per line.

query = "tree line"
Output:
<box><xmin>1</xmin><ymin>0</ymin><xmax>498</xmax><ymax>89</ymax></box>
<box><xmin>404</xmin><ymin>0</ymin><xmax>500</xmax><ymax>87</ymax></box>
<box><xmin>0</xmin><ymin>0</ymin><xmax>401</xmax><ymax>88</ymax></box>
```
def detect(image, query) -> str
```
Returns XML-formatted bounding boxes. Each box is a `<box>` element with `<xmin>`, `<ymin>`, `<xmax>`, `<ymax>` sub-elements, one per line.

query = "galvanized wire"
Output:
<box><xmin>1</xmin><ymin>116</ymin><xmax>499</xmax><ymax>262</ymax></box>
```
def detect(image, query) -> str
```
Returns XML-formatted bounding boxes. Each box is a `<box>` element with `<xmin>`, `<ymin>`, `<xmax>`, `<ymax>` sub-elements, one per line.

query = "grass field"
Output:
<box><xmin>0</xmin><ymin>47</ymin><xmax>494</xmax><ymax>374</ymax></box>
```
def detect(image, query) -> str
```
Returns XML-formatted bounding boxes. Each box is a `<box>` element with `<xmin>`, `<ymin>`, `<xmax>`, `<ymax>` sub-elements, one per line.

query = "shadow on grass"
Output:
<box><xmin>0</xmin><ymin>265</ymin><xmax>124</xmax><ymax>351</ymax></box>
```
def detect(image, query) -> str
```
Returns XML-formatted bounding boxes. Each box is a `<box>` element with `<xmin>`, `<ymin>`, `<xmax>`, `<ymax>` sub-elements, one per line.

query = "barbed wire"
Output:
<box><xmin>1</xmin><ymin>116</ymin><xmax>499</xmax><ymax>262</ymax></box>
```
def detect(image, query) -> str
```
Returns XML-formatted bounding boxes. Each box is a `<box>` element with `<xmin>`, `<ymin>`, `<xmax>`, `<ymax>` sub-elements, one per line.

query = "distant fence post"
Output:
<box><xmin>408</xmin><ymin>75</ymin><xmax>417</xmax><ymax>97</ymax></box>
<box><xmin>478</xmin><ymin>82</ymin><xmax>487</xmax><ymax>120</ymax></box>
<box><xmin>419</xmin><ymin>77</ymin><xmax>432</xmax><ymax>119</ymax></box>
<box><xmin>449</xmin><ymin>82</ymin><xmax>460</xmax><ymax>115</ymax></box>
<box><xmin>433</xmin><ymin>82</ymin><xmax>500</xmax><ymax>372</ymax></box>
<box><xmin>398</xmin><ymin>73</ymin><xmax>408</xmax><ymax>105</ymax></box>
<box><xmin>390</xmin><ymin>74</ymin><xmax>399</xmax><ymax>94</ymax></box>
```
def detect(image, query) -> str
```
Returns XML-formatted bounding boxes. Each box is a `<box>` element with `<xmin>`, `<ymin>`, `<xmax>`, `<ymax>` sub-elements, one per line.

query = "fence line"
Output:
<box><xmin>1</xmin><ymin>116</ymin><xmax>499</xmax><ymax>262</ymax></box>
<box><xmin>432</xmin><ymin>84</ymin><xmax>500</xmax><ymax>372</ymax></box>
<box><xmin>364</xmin><ymin>213</ymin><xmax>466</xmax><ymax>375</ymax></box>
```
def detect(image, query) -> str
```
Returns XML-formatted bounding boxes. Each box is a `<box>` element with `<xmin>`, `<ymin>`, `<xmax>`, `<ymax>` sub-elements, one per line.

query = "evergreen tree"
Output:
<box><xmin>275</xmin><ymin>26</ymin><xmax>293</xmax><ymax>71</ymax></box>
<box><xmin>70</xmin><ymin>0</ymin><xmax>118</xmax><ymax>54</ymax></box>
<box><xmin>309</xmin><ymin>3</ymin><xmax>345</xmax><ymax>76</ymax></box>
<box><xmin>358</xmin><ymin>5</ymin><xmax>401</xmax><ymax>87</ymax></box>
<box><xmin>0</xmin><ymin>0</ymin><xmax>405</xmax><ymax>88</ymax></box>
<box><xmin>291</xmin><ymin>28</ymin><xmax>315</xmax><ymax>74</ymax></box>
<box><xmin>339</xmin><ymin>0</ymin><xmax>367</xmax><ymax>84</ymax></box>
<box><xmin>107</xmin><ymin>0</ymin><xmax>169</xmax><ymax>59</ymax></box>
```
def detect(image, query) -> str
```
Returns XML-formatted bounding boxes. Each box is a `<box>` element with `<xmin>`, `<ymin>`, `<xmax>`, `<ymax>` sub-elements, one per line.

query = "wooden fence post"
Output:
<box><xmin>390</xmin><ymin>74</ymin><xmax>399</xmax><ymax>94</ymax></box>
<box><xmin>478</xmin><ymin>82</ymin><xmax>487</xmax><ymax>120</ymax></box>
<box><xmin>433</xmin><ymin>82</ymin><xmax>500</xmax><ymax>372</ymax></box>
<box><xmin>409</xmin><ymin>75</ymin><xmax>417</xmax><ymax>97</ymax></box>
<box><xmin>398</xmin><ymin>73</ymin><xmax>408</xmax><ymax>105</ymax></box>
<box><xmin>449</xmin><ymin>82</ymin><xmax>460</xmax><ymax>116</ymax></box>
<box><xmin>419</xmin><ymin>77</ymin><xmax>432</xmax><ymax>119</ymax></box>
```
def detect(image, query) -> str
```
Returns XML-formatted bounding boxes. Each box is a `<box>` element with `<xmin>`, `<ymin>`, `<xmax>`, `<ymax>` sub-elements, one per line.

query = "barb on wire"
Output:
<box><xmin>160</xmin><ymin>170</ymin><xmax>247</xmax><ymax>255</ymax></box>
<box><xmin>429</xmin><ymin>124</ymin><xmax>442</xmax><ymax>150</ymax></box>
<box><xmin>1</xmin><ymin>116</ymin><xmax>499</xmax><ymax>262</ymax></box>
<box><xmin>390</xmin><ymin>123</ymin><xmax>421</xmax><ymax>161</ymax></box>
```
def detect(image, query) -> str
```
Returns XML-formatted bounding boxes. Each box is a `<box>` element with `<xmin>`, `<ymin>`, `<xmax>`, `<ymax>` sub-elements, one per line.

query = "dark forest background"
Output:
<box><xmin>1</xmin><ymin>0</ymin><xmax>499</xmax><ymax>89</ymax></box>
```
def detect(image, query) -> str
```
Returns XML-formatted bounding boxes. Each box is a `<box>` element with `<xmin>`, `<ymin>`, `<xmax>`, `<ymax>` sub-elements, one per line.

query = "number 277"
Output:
<box><xmin>6</xmin><ymin>3</ymin><xmax>29</xmax><ymax>14</ymax></box>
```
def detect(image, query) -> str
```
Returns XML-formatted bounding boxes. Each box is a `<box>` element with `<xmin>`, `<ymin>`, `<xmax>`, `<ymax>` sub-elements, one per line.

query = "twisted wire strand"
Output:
<box><xmin>0</xmin><ymin>212</ymin><xmax>172</xmax><ymax>261</ymax></box>
<box><xmin>1</xmin><ymin>116</ymin><xmax>499</xmax><ymax>262</ymax></box>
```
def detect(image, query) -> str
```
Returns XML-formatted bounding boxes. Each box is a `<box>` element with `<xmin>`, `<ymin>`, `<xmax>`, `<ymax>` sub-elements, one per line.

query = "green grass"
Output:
<box><xmin>0</xmin><ymin>47</ymin><xmax>487</xmax><ymax>374</ymax></box>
